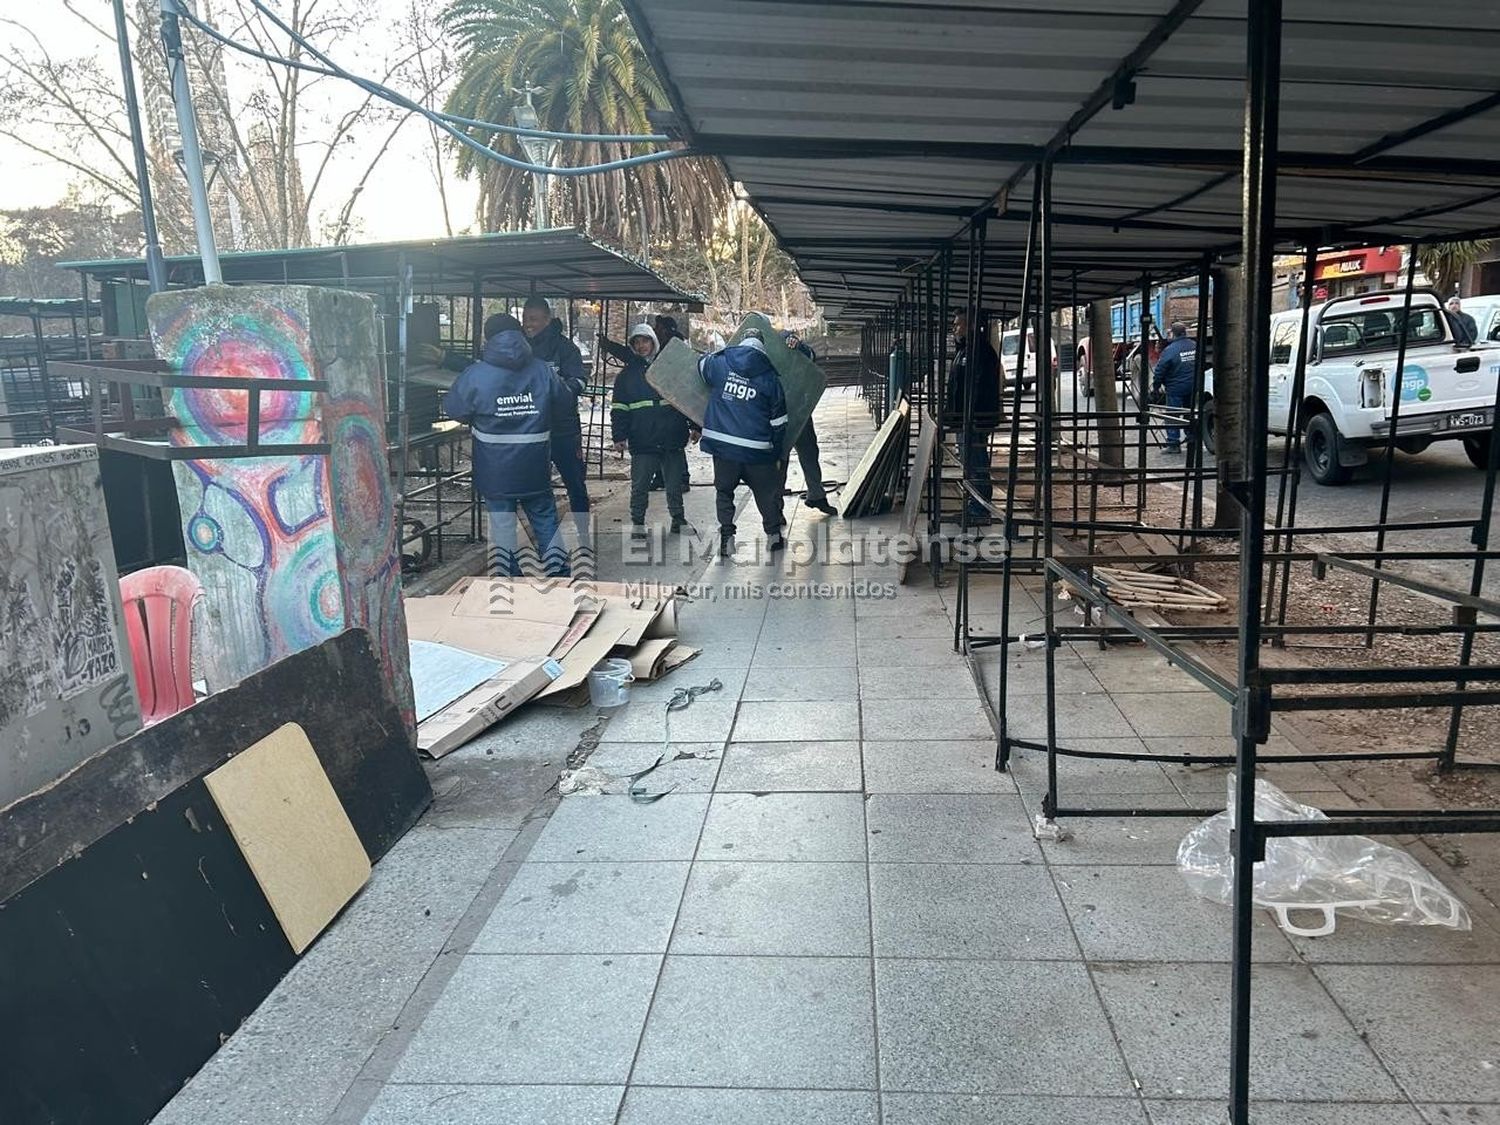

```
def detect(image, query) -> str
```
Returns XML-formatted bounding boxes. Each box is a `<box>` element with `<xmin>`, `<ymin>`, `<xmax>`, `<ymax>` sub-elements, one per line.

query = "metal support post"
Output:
<box><xmin>159</xmin><ymin>0</ymin><xmax>221</xmax><ymax>284</ymax></box>
<box><xmin>1039</xmin><ymin>160</ymin><xmax>1060</xmax><ymax>812</ymax></box>
<box><xmin>1364</xmin><ymin>245</ymin><xmax>1421</xmax><ymax>644</ymax></box>
<box><xmin>1267</xmin><ymin>243</ymin><xmax>1320</xmax><ymax>629</ymax></box>
<box><xmin>1229</xmin><ymin>0</ymin><xmax>1282</xmax><ymax>1119</ymax></box>
<box><xmin>1137</xmin><ymin>275</ymin><xmax>1152</xmax><ymax>520</ymax></box>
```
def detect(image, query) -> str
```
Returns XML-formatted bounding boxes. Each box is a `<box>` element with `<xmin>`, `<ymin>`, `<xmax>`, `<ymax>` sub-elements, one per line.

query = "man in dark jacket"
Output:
<box><xmin>446</xmin><ymin>314</ymin><xmax>575</xmax><ymax>577</ymax></box>
<box><xmin>780</xmin><ymin>330</ymin><xmax>836</xmax><ymax>515</ymax></box>
<box><xmin>1151</xmin><ymin>321</ymin><xmax>1198</xmax><ymax>454</ymax></box>
<box><xmin>522</xmin><ymin>297</ymin><xmax>590</xmax><ymax>521</ymax></box>
<box><xmin>605</xmin><ymin>323</ymin><xmax>696</xmax><ymax>537</ymax></box>
<box><xmin>699</xmin><ymin>330</ymin><xmax>788</xmax><ymax>554</ymax></box>
<box><xmin>944</xmin><ymin>309</ymin><xmax>1002</xmax><ymax>521</ymax></box>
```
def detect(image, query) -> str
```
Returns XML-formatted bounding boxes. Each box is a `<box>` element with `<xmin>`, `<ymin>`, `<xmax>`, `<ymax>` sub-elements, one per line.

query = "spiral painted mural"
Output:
<box><xmin>147</xmin><ymin>285</ymin><xmax>414</xmax><ymax>735</ymax></box>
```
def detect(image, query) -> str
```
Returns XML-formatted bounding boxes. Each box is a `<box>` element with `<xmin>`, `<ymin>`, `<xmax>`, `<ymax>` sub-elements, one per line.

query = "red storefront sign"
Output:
<box><xmin>1315</xmin><ymin>247</ymin><xmax>1403</xmax><ymax>281</ymax></box>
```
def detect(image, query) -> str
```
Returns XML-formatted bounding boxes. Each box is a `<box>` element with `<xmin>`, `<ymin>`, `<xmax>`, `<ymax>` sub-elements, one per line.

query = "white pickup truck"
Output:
<box><xmin>1199</xmin><ymin>290</ymin><xmax>1500</xmax><ymax>484</ymax></box>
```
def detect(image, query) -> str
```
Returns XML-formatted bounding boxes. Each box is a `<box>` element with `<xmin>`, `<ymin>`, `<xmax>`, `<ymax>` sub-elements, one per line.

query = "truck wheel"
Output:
<box><xmin>1200</xmin><ymin>397</ymin><xmax>1216</xmax><ymax>455</ymax></box>
<box><xmin>1304</xmin><ymin>412</ymin><xmax>1352</xmax><ymax>485</ymax></box>
<box><xmin>1465</xmin><ymin>432</ymin><xmax>1492</xmax><ymax>469</ymax></box>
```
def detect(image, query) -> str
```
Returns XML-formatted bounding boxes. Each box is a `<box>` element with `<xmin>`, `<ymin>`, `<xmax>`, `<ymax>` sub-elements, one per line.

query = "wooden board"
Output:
<box><xmin>646</xmin><ymin>314</ymin><xmax>828</xmax><ymax>446</ymax></box>
<box><xmin>204</xmin><ymin>723</ymin><xmax>370</xmax><ymax>955</ymax></box>
<box><xmin>898</xmin><ymin>411</ymin><xmax>940</xmax><ymax>584</ymax></box>
<box><xmin>839</xmin><ymin>398</ymin><xmax>910</xmax><ymax>517</ymax></box>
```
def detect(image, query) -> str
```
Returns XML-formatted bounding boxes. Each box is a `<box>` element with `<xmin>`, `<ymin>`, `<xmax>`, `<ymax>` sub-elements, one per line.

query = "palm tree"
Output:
<box><xmin>440</xmin><ymin>0</ymin><xmax>729</xmax><ymax>250</ymax></box>
<box><xmin>1417</xmin><ymin>240</ymin><xmax>1493</xmax><ymax>297</ymax></box>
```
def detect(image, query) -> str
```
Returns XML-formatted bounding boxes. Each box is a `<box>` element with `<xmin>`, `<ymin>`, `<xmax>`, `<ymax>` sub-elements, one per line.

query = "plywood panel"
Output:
<box><xmin>204</xmin><ymin>722</ymin><xmax>370</xmax><ymax>954</ymax></box>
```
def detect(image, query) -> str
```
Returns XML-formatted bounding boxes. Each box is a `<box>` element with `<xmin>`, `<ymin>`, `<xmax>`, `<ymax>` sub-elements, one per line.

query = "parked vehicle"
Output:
<box><xmin>1197</xmin><ymin>290</ymin><xmax>1500</xmax><ymax>484</ymax></box>
<box><xmin>999</xmin><ymin>326</ymin><xmax>1059</xmax><ymax>389</ymax></box>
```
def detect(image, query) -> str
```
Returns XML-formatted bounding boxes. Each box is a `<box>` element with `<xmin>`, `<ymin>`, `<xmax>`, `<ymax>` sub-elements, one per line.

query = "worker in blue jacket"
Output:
<box><xmin>604</xmin><ymin>323</ymin><xmax>697</xmax><ymax>537</ymax></box>
<box><xmin>446</xmin><ymin>313</ymin><xmax>575</xmax><ymax>577</ymax></box>
<box><xmin>780</xmin><ymin>330</ymin><xmax>836</xmax><ymax>515</ymax></box>
<box><xmin>698</xmin><ymin>329</ymin><xmax>788</xmax><ymax>555</ymax></box>
<box><xmin>1151</xmin><ymin>322</ymin><xmax>1198</xmax><ymax>455</ymax></box>
<box><xmin>522</xmin><ymin>297</ymin><xmax>591</xmax><ymax>524</ymax></box>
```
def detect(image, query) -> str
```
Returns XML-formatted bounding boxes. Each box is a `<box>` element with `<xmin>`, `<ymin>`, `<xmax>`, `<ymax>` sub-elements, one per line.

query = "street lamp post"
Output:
<box><xmin>512</xmin><ymin>91</ymin><xmax>560</xmax><ymax>230</ymax></box>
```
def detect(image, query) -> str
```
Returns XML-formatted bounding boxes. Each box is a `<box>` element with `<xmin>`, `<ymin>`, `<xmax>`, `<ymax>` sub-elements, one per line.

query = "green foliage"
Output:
<box><xmin>1417</xmin><ymin>240</ymin><xmax>1493</xmax><ymax>297</ymax></box>
<box><xmin>440</xmin><ymin>0</ymin><xmax>728</xmax><ymax>247</ymax></box>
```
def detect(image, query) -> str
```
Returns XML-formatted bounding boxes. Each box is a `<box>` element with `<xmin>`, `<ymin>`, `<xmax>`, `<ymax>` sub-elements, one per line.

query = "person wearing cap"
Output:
<box><xmin>698</xmin><ymin>329</ymin><xmax>789</xmax><ymax>555</ymax></box>
<box><xmin>943</xmin><ymin>309</ymin><xmax>1002</xmax><ymax>521</ymax></box>
<box><xmin>445</xmin><ymin>313</ymin><xmax>575</xmax><ymax>577</ymax></box>
<box><xmin>1447</xmin><ymin>296</ymin><xmax>1479</xmax><ymax>347</ymax></box>
<box><xmin>778</xmin><ymin>329</ymin><xmax>836</xmax><ymax>515</ymax></box>
<box><xmin>603</xmin><ymin>323</ymin><xmax>697</xmax><ymax>538</ymax></box>
<box><xmin>1151</xmin><ymin>321</ymin><xmax>1199</xmax><ymax>455</ymax></box>
<box><xmin>521</xmin><ymin>296</ymin><xmax>591</xmax><ymax>523</ymax></box>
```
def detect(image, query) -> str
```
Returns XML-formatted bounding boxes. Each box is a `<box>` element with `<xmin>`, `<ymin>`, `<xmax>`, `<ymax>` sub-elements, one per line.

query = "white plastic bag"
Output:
<box><xmin>1177</xmin><ymin>779</ymin><xmax>1470</xmax><ymax>937</ymax></box>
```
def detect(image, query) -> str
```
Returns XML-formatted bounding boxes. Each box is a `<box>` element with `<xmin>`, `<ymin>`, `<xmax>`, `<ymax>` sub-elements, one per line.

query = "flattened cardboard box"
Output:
<box><xmin>418</xmin><ymin>658</ymin><xmax>563</xmax><ymax>758</ymax></box>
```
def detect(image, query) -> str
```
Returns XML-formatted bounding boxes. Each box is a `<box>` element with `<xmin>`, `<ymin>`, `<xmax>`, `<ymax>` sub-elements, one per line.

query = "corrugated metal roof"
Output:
<box><xmin>60</xmin><ymin>229</ymin><xmax>703</xmax><ymax>307</ymax></box>
<box><xmin>624</xmin><ymin>0</ymin><xmax>1500</xmax><ymax>317</ymax></box>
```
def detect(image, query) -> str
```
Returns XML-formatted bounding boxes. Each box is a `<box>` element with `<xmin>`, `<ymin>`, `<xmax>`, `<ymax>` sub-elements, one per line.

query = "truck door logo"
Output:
<box><xmin>1398</xmin><ymin>365</ymin><xmax>1430</xmax><ymax>403</ymax></box>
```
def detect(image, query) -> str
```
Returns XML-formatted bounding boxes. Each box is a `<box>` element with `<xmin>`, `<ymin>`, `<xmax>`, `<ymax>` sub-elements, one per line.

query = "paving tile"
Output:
<box><xmin>752</xmin><ymin>636</ymin><xmax>859</xmax><ymax>668</ymax></box>
<box><xmin>858</xmin><ymin>663</ymin><xmax>979</xmax><ymax>700</ymax></box>
<box><xmin>1422</xmin><ymin>1108</ymin><xmax>1500</xmax><ymax>1124</ymax></box>
<box><xmin>671</xmin><ymin>861</ymin><xmax>870</xmax><ymax>956</ymax></box>
<box><xmin>856</xmin><ymin>596</ymin><xmax>948</xmax><ymax>618</ymax></box>
<box><xmin>390</xmin><ymin>954</ymin><xmax>659</xmax><ymax>1084</ymax></box>
<box><xmin>1085</xmin><ymin>651</ymin><xmax>1220</xmax><ymax>694</ymax></box>
<box><xmin>857</xmin><ymin>638</ymin><xmax>966</xmax><ymax>666</ymax></box>
<box><xmin>698</xmin><ymin>792</ymin><xmax>867</xmax><ymax>861</ymax></box>
<box><xmin>1287</xmin><ymin>914</ymin><xmax>1500</xmax><ymax>964</ymax></box>
<box><xmin>597</xmin><ymin>699</ymin><xmax>739</xmax><ymax>744</ymax></box>
<box><xmin>1050</xmin><ymin>864</ymin><xmax>1296</xmax><ymax>962</ymax></box>
<box><xmin>617</xmin><ymin>1088</ymin><xmax>879</xmax><ymax>1125</ymax></box>
<box><xmin>870</xmin><ymin>862</ymin><xmax>1077</xmax><ymax>959</ymax></box>
<box><xmin>1153</xmin><ymin>749</ymin><xmax>1339</xmax><ymax>798</ymax></box>
<box><xmin>1038</xmin><ymin>814</ymin><xmax>1196</xmax><ymax>866</ymax></box>
<box><xmin>1316</xmin><ymin>964</ymin><xmax>1500</xmax><ymax>1102</ymax></box>
<box><xmin>743</xmin><ymin>663</ymin><xmax>859</xmax><ymax>701</ymax></box>
<box><xmin>632</xmin><ymin>955</ymin><xmax>876</xmax><ymax>1089</ymax></box>
<box><xmin>528</xmin><ymin>794</ymin><xmax>710</xmax><ymax>862</ymax></box>
<box><xmin>585</xmin><ymin>741</ymin><xmax>723</xmax><ymax>795</ymax></box>
<box><xmin>875</xmin><ymin>959</ymin><xmax>1133</xmax><ymax>1095</ymax></box>
<box><xmin>717</xmin><ymin>740</ymin><xmax>862</xmax><ymax>792</ymax></box>
<box><xmin>862</xmin><ymin>696</ymin><xmax>994</xmax><ymax>741</ymax></box>
<box><xmin>857</xmin><ymin>615</ymin><xmax>955</xmax><ymax>640</ymax></box>
<box><xmin>470</xmin><ymin>861</ymin><xmax>690</xmax><ymax>954</ymax></box>
<box><xmin>361</xmin><ymin>1084</ymin><xmax>624</xmax><ymax>1124</ymax></box>
<box><xmin>996</xmin><ymin>654</ymin><xmax>1106</xmax><ymax>697</ymax></box>
<box><xmin>1091</xmin><ymin>962</ymin><xmax>1401</xmax><ymax>1100</ymax></box>
<box><xmin>628</xmin><ymin>665</ymin><xmax>750</xmax><ymax>704</ymax></box>
<box><xmin>882</xmin><ymin>1094</ymin><xmax>1148</xmax><ymax>1124</ymax></box>
<box><xmin>1005</xmin><ymin>691</ymin><xmax>1137</xmax><ymax>739</ymax></box>
<box><xmin>1145</xmin><ymin>1102</ymin><xmax>1424</xmax><ymax>1125</ymax></box>
<box><xmin>1115</xmin><ymin>692</ymin><xmax>1234</xmax><ymax>739</ymax></box>
<box><xmin>1007</xmin><ymin>739</ymin><xmax>1177</xmax><ymax>796</ymax></box>
<box><xmin>866</xmin><ymin>794</ymin><xmax>1041</xmax><ymax>864</ymax></box>
<box><xmin>732</xmin><ymin>700</ymin><xmax>861</xmax><ymax>742</ymax></box>
<box><xmin>861</xmin><ymin>741</ymin><xmax>1016</xmax><ymax>794</ymax></box>
<box><xmin>317</xmin><ymin>826</ymin><xmax>514</xmax><ymax>954</ymax></box>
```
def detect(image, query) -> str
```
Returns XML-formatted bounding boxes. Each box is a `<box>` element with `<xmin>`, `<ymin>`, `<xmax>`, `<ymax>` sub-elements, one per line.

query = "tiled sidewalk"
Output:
<box><xmin>154</xmin><ymin>390</ymin><xmax>1500</xmax><ymax>1125</ymax></box>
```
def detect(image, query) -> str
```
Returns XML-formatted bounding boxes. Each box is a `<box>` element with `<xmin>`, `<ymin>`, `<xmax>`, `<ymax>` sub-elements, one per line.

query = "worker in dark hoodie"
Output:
<box><xmin>698</xmin><ymin>328</ymin><xmax>788</xmax><ymax>556</ymax></box>
<box><xmin>521</xmin><ymin>296</ymin><xmax>590</xmax><ymax>531</ymax></box>
<box><xmin>445</xmin><ymin>313</ymin><xmax>575</xmax><ymax>577</ymax></box>
<box><xmin>603</xmin><ymin>323</ymin><xmax>697</xmax><ymax>538</ymax></box>
<box><xmin>944</xmin><ymin>308</ymin><xmax>1002</xmax><ymax>522</ymax></box>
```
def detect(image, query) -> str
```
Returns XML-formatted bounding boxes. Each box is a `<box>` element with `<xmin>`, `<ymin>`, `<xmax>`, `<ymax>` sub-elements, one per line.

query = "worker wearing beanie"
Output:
<box><xmin>603</xmin><ymin>323</ymin><xmax>697</xmax><ymax>537</ymax></box>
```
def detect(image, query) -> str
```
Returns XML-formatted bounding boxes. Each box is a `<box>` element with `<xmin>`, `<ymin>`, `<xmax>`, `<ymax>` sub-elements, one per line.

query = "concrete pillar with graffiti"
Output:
<box><xmin>146</xmin><ymin>285</ymin><xmax>415</xmax><ymax>737</ymax></box>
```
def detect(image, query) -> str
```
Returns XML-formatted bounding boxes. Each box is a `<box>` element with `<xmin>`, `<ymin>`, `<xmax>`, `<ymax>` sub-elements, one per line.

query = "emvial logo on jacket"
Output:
<box><xmin>493</xmin><ymin>390</ymin><xmax>539</xmax><ymax>418</ymax></box>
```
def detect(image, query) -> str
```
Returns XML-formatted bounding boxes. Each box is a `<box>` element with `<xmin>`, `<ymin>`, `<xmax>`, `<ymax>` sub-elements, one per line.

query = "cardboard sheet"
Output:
<box><xmin>203</xmin><ymin>723</ymin><xmax>370</xmax><ymax>954</ymax></box>
<box><xmin>409</xmin><ymin>640</ymin><xmax>506</xmax><ymax>722</ymax></box>
<box><xmin>417</xmin><ymin>658</ymin><xmax>562</xmax><ymax>758</ymax></box>
<box><xmin>404</xmin><ymin>589</ymin><xmax>571</xmax><ymax>661</ymax></box>
<box><xmin>623</xmin><ymin>637</ymin><xmax>677</xmax><ymax>681</ymax></box>
<box><xmin>453</xmin><ymin>578</ymin><xmax>589</xmax><ymax>625</ymax></box>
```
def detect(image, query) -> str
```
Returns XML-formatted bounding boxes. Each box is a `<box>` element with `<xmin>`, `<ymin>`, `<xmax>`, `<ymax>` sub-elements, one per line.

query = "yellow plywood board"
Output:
<box><xmin>204</xmin><ymin>722</ymin><xmax>370</xmax><ymax>954</ymax></box>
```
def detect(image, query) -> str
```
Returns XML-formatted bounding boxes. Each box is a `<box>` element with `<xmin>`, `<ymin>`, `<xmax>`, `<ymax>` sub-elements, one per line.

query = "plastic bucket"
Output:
<box><xmin>588</xmin><ymin>657</ymin><xmax>635</xmax><ymax>708</ymax></box>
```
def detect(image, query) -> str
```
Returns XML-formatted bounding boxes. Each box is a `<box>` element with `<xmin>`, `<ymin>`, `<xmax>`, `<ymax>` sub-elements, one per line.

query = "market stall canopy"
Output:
<box><xmin>621</xmin><ymin>0</ymin><xmax>1500</xmax><ymax>317</ymax></box>
<box><xmin>61</xmin><ymin>229</ymin><xmax>703</xmax><ymax>307</ymax></box>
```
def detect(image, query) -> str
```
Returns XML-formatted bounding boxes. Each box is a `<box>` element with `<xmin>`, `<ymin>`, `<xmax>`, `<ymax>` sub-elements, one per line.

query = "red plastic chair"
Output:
<box><xmin>120</xmin><ymin>565</ymin><xmax>202</xmax><ymax>725</ymax></box>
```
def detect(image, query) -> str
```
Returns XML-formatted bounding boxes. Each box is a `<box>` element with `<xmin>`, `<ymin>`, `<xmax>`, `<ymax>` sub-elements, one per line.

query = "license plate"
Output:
<box><xmin>1448</xmin><ymin>410</ymin><xmax>1493</xmax><ymax>429</ymax></box>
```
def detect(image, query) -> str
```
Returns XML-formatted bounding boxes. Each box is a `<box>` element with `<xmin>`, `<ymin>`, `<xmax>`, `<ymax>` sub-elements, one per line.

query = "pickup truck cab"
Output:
<box><xmin>1199</xmin><ymin>290</ymin><xmax>1500</xmax><ymax>484</ymax></box>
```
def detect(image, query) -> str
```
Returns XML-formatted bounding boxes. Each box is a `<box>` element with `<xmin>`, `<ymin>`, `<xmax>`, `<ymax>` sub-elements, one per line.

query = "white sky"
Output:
<box><xmin>0</xmin><ymin>0</ymin><xmax>481</xmax><ymax>242</ymax></box>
